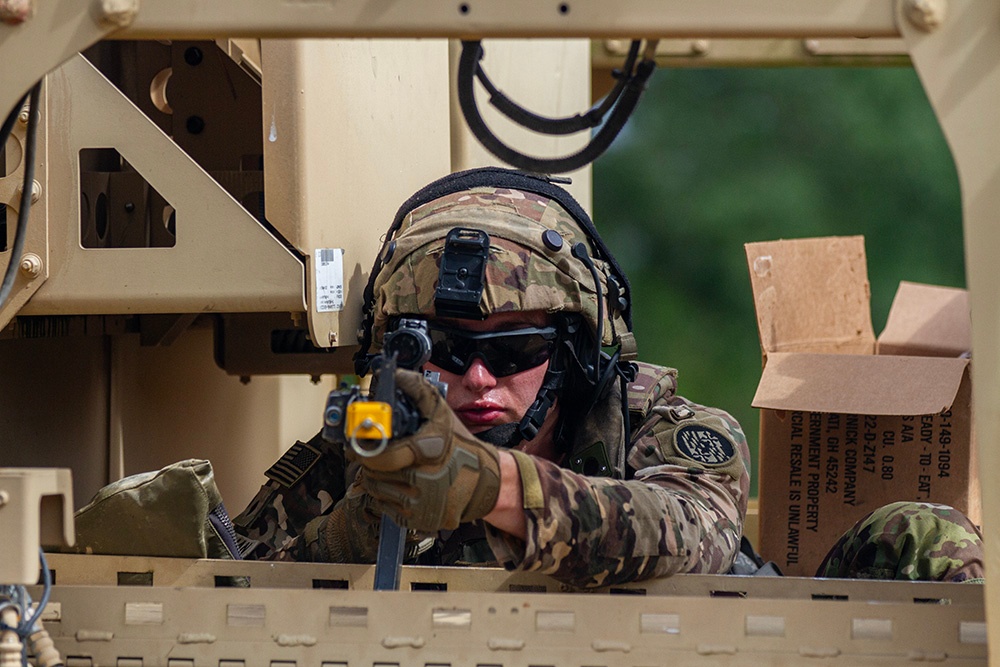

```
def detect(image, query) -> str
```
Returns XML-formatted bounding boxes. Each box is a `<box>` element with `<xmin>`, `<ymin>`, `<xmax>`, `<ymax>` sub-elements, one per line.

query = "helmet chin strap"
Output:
<box><xmin>473</xmin><ymin>349</ymin><xmax>567</xmax><ymax>450</ymax></box>
<box><xmin>517</xmin><ymin>362</ymin><xmax>565</xmax><ymax>442</ymax></box>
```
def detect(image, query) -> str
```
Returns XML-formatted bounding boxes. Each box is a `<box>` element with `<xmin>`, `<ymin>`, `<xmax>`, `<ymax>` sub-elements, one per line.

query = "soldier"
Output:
<box><xmin>235</xmin><ymin>167</ymin><xmax>751</xmax><ymax>588</ymax></box>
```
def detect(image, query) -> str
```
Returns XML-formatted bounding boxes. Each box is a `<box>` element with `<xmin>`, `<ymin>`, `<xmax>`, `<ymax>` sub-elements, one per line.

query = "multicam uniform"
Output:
<box><xmin>234</xmin><ymin>361</ymin><xmax>751</xmax><ymax>588</ymax></box>
<box><xmin>817</xmin><ymin>501</ymin><xmax>984</xmax><ymax>583</ymax></box>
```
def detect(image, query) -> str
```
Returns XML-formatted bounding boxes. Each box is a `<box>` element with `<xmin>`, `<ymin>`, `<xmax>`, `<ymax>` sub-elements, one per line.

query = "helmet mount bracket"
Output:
<box><xmin>434</xmin><ymin>227</ymin><xmax>490</xmax><ymax>320</ymax></box>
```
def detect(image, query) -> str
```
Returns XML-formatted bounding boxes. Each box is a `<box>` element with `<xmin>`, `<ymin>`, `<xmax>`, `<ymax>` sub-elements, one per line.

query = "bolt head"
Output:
<box><xmin>905</xmin><ymin>0</ymin><xmax>947</xmax><ymax>32</ymax></box>
<box><xmin>100</xmin><ymin>0</ymin><xmax>139</xmax><ymax>27</ymax></box>
<box><xmin>16</xmin><ymin>179</ymin><xmax>41</xmax><ymax>203</ymax></box>
<box><xmin>19</xmin><ymin>253</ymin><xmax>41</xmax><ymax>277</ymax></box>
<box><xmin>0</xmin><ymin>0</ymin><xmax>33</xmax><ymax>25</ymax></box>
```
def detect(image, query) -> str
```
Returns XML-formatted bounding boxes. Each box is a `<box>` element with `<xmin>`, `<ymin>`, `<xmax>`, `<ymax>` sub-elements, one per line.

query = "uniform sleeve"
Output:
<box><xmin>484</xmin><ymin>396</ymin><xmax>750</xmax><ymax>588</ymax></box>
<box><xmin>233</xmin><ymin>432</ymin><xmax>349</xmax><ymax>561</ymax></box>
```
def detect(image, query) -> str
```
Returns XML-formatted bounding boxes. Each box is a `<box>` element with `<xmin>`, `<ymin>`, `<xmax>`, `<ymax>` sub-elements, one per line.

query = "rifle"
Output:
<box><xmin>321</xmin><ymin>318</ymin><xmax>444</xmax><ymax>590</ymax></box>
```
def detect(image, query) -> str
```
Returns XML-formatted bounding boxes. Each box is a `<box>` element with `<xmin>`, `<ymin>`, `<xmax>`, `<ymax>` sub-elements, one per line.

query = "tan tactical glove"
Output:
<box><xmin>350</xmin><ymin>368</ymin><xmax>502</xmax><ymax>532</ymax></box>
<box><xmin>314</xmin><ymin>478</ymin><xmax>382</xmax><ymax>563</ymax></box>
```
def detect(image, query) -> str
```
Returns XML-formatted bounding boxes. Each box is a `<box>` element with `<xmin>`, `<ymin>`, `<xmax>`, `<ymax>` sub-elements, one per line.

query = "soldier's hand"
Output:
<box><xmin>314</xmin><ymin>478</ymin><xmax>382</xmax><ymax>562</ymax></box>
<box><xmin>353</xmin><ymin>369</ymin><xmax>502</xmax><ymax>532</ymax></box>
<box><xmin>316</xmin><ymin>475</ymin><xmax>438</xmax><ymax>563</ymax></box>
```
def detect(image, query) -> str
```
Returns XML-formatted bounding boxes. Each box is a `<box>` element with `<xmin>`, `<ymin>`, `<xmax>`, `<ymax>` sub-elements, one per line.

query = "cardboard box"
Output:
<box><xmin>745</xmin><ymin>236</ymin><xmax>977</xmax><ymax>576</ymax></box>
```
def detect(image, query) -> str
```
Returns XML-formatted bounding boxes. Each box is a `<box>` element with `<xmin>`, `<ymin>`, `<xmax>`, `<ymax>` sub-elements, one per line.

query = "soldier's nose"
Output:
<box><xmin>462</xmin><ymin>357</ymin><xmax>497</xmax><ymax>391</ymax></box>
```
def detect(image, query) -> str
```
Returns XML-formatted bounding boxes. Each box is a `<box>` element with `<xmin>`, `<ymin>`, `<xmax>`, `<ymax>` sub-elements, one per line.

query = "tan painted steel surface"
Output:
<box><xmin>17</xmin><ymin>55</ymin><xmax>304</xmax><ymax>318</ymax></box>
<box><xmin>896</xmin><ymin>3</ymin><xmax>1000</xmax><ymax>659</ymax></box>
<box><xmin>32</xmin><ymin>575</ymin><xmax>989</xmax><ymax>666</ymax></box>
<box><xmin>40</xmin><ymin>553</ymin><xmax>984</xmax><ymax>603</ymax></box>
<box><xmin>110</xmin><ymin>326</ymin><xmax>333</xmax><ymax>510</ymax></box>
<box><xmin>109</xmin><ymin>1</ymin><xmax>901</xmax><ymax>40</ymax></box>
<box><xmin>595</xmin><ymin>37</ymin><xmax>911</xmax><ymax>72</ymax></box>
<box><xmin>261</xmin><ymin>38</ymin><xmax>452</xmax><ymax>350</ymax></box>
<box><xmin>0</xmin><ymin>1</ymin><xmax>117</xmax><ymax>126</ymax></box>
<box><xmin>0</xmin><ymin>85</ymin><xmax>49</xmax><ymax>330</ymax></box>
<box><xmin>0</xmin><ymin>469</ymin><xmax>73</xmax><ymax>584</ymax></box>
<box><xmin>2</xmin><ymin>1</ymin><xmax>999</xmax><ymax>664</ymax></box>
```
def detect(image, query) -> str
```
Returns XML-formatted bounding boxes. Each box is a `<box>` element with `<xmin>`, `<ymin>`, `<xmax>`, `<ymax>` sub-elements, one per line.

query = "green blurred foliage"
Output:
<box><xmin>593</xmin><ymin>67</ymin><xmax>964</xmax><ymax>495</ymax></box>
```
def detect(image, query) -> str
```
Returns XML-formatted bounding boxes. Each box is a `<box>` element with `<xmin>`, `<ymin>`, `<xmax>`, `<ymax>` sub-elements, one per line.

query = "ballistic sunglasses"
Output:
<box><xmin>427</xmin><ymin>323</ymin><xmax>558</xmax><ymax>377</ymax></box>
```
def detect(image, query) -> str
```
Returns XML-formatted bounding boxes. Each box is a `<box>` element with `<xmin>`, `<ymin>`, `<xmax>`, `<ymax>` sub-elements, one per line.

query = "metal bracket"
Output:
<box><xmin>0</xmin><ymin>468</ymin><xmax>74</xmax><ymax>584</ymax></box>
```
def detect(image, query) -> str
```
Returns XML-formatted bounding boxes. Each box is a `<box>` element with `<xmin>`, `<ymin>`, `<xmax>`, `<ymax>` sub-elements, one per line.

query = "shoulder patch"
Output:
<box><xmin>265</xmin><ymin>441</ymin><xmax>323</xmax><ymax>488</ymax></box>
<box><xmin>673</xmin><ymin>423</ymin><xmax>737</xmax><ymax>467</ymax></box>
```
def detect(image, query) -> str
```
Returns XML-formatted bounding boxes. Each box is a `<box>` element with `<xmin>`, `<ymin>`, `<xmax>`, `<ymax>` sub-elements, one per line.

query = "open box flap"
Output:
<box><xmin>753</xmin><ymin>351</ymin><xmax>969</xmax><ymax>415</ymax></box>
<box><xmin>745</xmin><ymin>236</ymin><xmax>874</xmax><ymax>357</ymax></box>
<box><xmin>877</xmin><ymin>281</ymin><xmax>971</xmax><ymax>357</ymax></box>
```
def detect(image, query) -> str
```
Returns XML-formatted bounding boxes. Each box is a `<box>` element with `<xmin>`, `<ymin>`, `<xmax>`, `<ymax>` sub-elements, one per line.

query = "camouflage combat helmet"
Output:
<box><xmin>357</xmin><ymin>167</ymin><xmax>635</xmax><ymax>367</ymax></box>
<box><xmin>355</xmin><ymin>167</ymin><xmax>637</xmax><ymax>445</ymax></box>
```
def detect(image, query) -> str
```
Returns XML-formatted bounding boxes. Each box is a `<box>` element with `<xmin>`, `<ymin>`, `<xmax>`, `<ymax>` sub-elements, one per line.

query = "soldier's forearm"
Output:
<box><xmin>485</xmin><ymin>454</ymin><xmax>742</xmax><ymax>587</ymax></box>
<box><xmin>483</xmin><ymin>450</ymin><xmax>528</xmax><ymax>539</ymax></box>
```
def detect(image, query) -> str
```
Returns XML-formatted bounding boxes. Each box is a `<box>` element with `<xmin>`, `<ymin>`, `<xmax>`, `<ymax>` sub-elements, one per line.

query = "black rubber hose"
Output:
<box><xmin>457</xmin><ymin>40</ymin><xmax>655</xmax><ymax>174</ymax></box>
<box><xmin>472</xmin><ymin>40</ymin><xmax>641</xmax><ymax>136</ymax></box>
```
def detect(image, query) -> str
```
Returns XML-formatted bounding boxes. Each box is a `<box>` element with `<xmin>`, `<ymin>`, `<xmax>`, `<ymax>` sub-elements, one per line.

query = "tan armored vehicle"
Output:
<box><xmin>1</xmin><ymin>2</ymin><xmax>999</xmax><ymax>664</ymax></box>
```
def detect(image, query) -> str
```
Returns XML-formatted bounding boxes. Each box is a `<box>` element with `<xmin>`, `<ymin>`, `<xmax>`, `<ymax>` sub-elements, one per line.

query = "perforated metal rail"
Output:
<box><xmin>34</xmin><ymin>554</ymin><xmax>986</xmax><ymax>667</ymax></box>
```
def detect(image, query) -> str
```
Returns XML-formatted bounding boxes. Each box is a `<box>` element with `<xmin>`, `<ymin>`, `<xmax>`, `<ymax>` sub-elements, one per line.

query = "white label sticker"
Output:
<box><xmin>315</xmin><ymin>248</ymin><xmax>345</xmax><ymax>312</ymax></box>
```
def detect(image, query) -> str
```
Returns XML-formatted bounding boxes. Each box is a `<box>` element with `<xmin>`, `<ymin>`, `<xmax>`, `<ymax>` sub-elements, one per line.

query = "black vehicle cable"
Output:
<box><xmin>475</xmin><ymin>40</ymin><xmax>641</xmax><ymax>136</ymax></box>
<box><xmin>458</xmin><ymin>40</ymin><xmax>658</xmax><ymax>174</ymax></box>
<box><xmin>0</xmin><ymin>82</ymin><xmax>42</xmax><ymax>310</ymax></box>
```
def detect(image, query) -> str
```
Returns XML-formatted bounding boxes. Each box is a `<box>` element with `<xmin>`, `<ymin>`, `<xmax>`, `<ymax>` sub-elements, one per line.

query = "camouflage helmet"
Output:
<box><xmin>356</xmin><ymin>167</ymin><xmax>635</xmax><ymax>372</ymax></box>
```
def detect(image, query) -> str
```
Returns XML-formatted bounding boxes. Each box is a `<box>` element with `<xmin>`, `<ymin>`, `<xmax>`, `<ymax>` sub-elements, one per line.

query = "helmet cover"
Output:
<box><xmin>369</xmin><ymin>183</ymin><xmax>626</xmax><ymax>354</ymax></box>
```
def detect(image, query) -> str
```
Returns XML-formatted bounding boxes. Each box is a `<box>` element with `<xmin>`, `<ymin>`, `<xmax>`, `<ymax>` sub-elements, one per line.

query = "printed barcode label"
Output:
<box><xmin>315</xmin><ymin>248</ymin><xmax>345</xmax><ymax>312</ymax></box>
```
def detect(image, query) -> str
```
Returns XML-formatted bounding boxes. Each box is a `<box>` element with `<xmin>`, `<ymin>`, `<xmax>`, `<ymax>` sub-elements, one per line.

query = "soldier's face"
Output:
<box><xmin>426</xmin><ymin>310</ymin><xmax>561</xmax><ymax>459</ymax></box>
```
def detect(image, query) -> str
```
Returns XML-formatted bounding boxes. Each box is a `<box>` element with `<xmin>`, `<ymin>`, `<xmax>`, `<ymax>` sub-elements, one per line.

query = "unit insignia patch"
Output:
<box><xmin>673</xmin><ymin>424</ymin><xmax>737</xmax><ymax>467</ymax></box>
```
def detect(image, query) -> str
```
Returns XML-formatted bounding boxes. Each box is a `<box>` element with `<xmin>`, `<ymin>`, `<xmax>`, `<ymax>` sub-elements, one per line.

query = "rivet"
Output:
<box><xmin>690</xmin><ymin>40</ymin><xmax>710</xmax><ymax>56</ymax></box>
<box><xmin>0</xmin><ymin>490</ymin><xmax>9</xmax><ymax>507</ymax></box>
<box><xmin>124</xmin><ymin>202</ymin><xmax>135</xmax><ymax>213</ymax></box>
<box><xmin>542</xmin><ymin>229</ymin><xmax>564</xmax><ymax>252</ymax></box>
